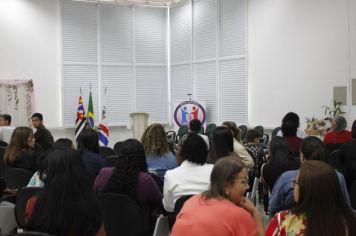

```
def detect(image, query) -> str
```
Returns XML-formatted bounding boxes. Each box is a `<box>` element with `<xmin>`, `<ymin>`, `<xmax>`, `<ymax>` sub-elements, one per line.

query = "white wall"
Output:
<box><xmin>0</xmin><ymin>0</ymin><xmax>61</xmax><ymax>127</ymax></box>
<box><xmin>1</xmin><ymin>0</ymin><xmax>356</xmax><ymax>141</ymax></box>
<box><xmin>248</xmin><ymin>0</ymin><xmax>356</xmax><ymax>129</ymax></box>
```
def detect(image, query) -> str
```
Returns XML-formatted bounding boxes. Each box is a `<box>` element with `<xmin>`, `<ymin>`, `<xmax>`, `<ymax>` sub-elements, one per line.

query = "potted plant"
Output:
<box><xmin>321</xmin><ymin>100</ymin><xmax>346</xmax><ymax>119</ymax></box>
<box><xmin>305</xmin><ymin>117</ymin><xmax>326</xmax><ymax>136</ymax></box>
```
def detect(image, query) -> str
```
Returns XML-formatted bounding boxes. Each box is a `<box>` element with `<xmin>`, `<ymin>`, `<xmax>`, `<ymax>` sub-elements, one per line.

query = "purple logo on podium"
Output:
<box><xmin>174</xmin><ymin>101</ymin><xmax>206</xmax><ymax>127</ymax></box>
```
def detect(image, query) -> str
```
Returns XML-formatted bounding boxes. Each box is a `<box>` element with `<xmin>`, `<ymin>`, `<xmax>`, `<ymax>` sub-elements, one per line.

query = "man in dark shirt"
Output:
<box><xmin>32</xmin><ymin>113</ymin><xmax>54</xmax><ymax>151</ymax></box>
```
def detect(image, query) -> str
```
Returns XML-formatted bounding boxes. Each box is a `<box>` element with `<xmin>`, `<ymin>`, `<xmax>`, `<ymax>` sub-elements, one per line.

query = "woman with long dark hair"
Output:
<box><xmin>266</xmin><ymin>160</ymin><xmax>356</xmax><ymax>236</ymax></box>
<box><xmin>25</xmin><ymin>148</ymin><xmax>105</xmax><ymax>236</ymax></box>
<box><xmin>4</xmin><ymin>126</ymin><xmax>43</xmax><ymax>173</ymax></box>
<box><xmin>77</xmin><ymin>128</ymin><xmax>107</xmax><ymax>175</ymax></box>
<box><xmin>261</xmin><ymin>137</ymin><xmax>299</xmax><ymax>192</ymax></box>
<box><xmin>208</xmin><ymin>126</ymin><xmax>234</xmax><ymax>163</ymax></box>
<box><xmin>94</xmin><ymin>139</ymin><xmax>162</xmax><ymax>234</ymax></box>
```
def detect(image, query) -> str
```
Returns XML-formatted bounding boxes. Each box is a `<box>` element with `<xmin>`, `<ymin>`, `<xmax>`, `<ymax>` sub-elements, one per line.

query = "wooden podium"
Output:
<box><xmin>129</xmin><ymin>112</ymin><xmax>149</xmax><ymax>139</ymax></box>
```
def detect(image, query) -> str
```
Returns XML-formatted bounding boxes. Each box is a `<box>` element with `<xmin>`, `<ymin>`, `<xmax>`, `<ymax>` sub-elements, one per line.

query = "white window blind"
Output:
<box><xmin>170</xmin><ymin>3</ymin><xmax>192</xmax><ymax>110</ymax></box>
<box><xmin>101</xmin><ymin>66</ymin><xmax>134</xmax><ymax>125</ymax></box>
<box><xmin>134</xmin><ymin>7</ymin><xmax>168</xmax><ymax>122</ymax></box>
<box><xmin>136</xmin><ymin>66</ymin><xmax>168</xmax><ymax>122</ymax></box>
<box><xmin>62</xmin><ymin>0</ymin><xmax>99</xmax><ymax>126</ymax></box>
<box><xmin>193</xmin><ymin>0</ymin><xmax>217</xmax><ymax>124</ymax></box>
<box><xmin>100</xmin><ymin>5</ymin><xmax>134</xmax><ymax>125</ymax></box>
<box><xmin>170</xmin><ymin>3</ymin><xmax>192</xmax><ymax>64</ymax></box>
<box><xmin>169</xmin><ymin>0</ymin><xmax>247</xmax><ymax>125</ymax></box>
<box><xmin>100</xmin><ymin>5</ymin><xmax>133</xmax><ymax>64</ymax></box>
<box><xmin>194</xmin><ymin>61</ymin><xmax>217</xmax><ymax>123</ymax></box>
<box><xmin>134</xmin><ymin>7</ymin><xmax>167</xmax><ymax>64</ymax></box>
<box><xmin>219</xmin><ymin>58</ymin><xmax>247</xmax><ymax>123</ymax></box>
<box><xmin>61</xmin><ymin>0</ymin><xmax>247</xmax><ymax>127</ymax></box>
<box><xmin>171</xmin><ymin>64</ymin><xmax>192</xmax><ymax>101</ymax></box>
<box><xmin>193</xmin><ymin>0</ymin><xmax>217</xmax><ymax>61</ymax></box>
<box><xmin>63</xmin><ymin>65</ymin><xmax>99</xmax><ymax>127</ymax></box>
<box><xmin>218</xmin><ymin>0</ymin><xmax>247</xmax><ymax>124</ymax></box>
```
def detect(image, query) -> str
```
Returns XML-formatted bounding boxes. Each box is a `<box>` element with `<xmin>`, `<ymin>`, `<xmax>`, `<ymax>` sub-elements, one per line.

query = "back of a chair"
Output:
<box><xmin>166</xmin><ymin>131</ymin><xmax>176</xmax><ymax>143</ymax></box>
<box><xmin>254</xmin><ymin>126</ymin><xmax>264</xmax><ymax>137</ymax></box>
<box><xmin>4</xmin><ymin>168</ymin><xmax>33</xmax><ymax>190</ymax></box>
<box><xmin>238</xmin><ymin>125</ymin><xmax>248</xmax><ymax>141</ymax></box>
<box><xmin>98</xmin><ymin>193</ymin><xmax>145</xmax><ymax>236</ymax></box>
<box><xmin>169</xmin><ymin>195</ymin><xmax>193</xmax><ymax>229</ymax></box>
<box><xmin>177</xmin><ymin>125</ymin><xmax>188</xmax><ymax>141</ymax></box>
<box><xmin>247</xmin><ymin>177</ymin><xmax>259</xmax><ymax>205</ymax></box>
<box><xmin>153</xmin><ymin>216</ymin><xmax>170</xmax><ymax>236</ymax></box>
<box><xmin>15</xmin><ymin>187</ymin><xmax>43</xmax><ymax>228</ymax></box>
<box><xmin>272</xmin><ymin>127</ymin><xmax>281</xmax><ymax>139</ymax></box>
<box><xmin>99</xmin><ymin>146</ymin><xmax>116</xmax><ymax>158</ymax></box>
<box><xmin>205</xmin><ymin>123</ymin><xmax>217</xmax><ymax>139</ymax></box>
<box><xmin>0</xmin><ymin>205</ymin><xmax>17</xmax><ymax>234</ymax></box>
<box><xmin>105</xmin><ymin>155</ymin><xmax>118</xmax><ymax>167</ymax></box>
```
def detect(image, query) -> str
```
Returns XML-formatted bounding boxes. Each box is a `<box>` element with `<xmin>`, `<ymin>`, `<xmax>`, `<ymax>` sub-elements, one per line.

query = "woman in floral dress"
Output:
<box><xmin>265</xmin><ymin>160</ymin><xmax>356</xmax><ymax>236</ymax></box>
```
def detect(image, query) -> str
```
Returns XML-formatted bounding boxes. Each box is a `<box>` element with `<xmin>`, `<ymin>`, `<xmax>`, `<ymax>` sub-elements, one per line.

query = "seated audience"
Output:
<box><xmin>341</xmin><ymin>119</ymin><xmax>356</xmax><ymax>190</ymax></box>
<box><xmin>27</xmin><ymin>138</ymin><xmax>74</xmax><ymax>187</ymax></box>
<box><xmin>163</xmin><ymin>133</ymin><xmax>213</xmax><ymax>212</ymax></box>
<box><xmin>25</xmin><ymin>148</ymin><xmax>105</xmax><ymax>236</ymax></box>
<box><xmin>95</xmin><ymin>139</ymin><xmax>162</xmax><ymax>234</ymax></box>
<box><xmin>261</xmin><ymin>137</ymin><xmax>299</xmax><ymax>192</ymax></box>
<box><xmin>4</xmin><ymin>127</ymin><xmax>43</xmax><ymax>173</ymax></box>
<box><xmin>77</xmin><ymin>128</ymin><xmax>108</xmax><ymax>176</ymax></box>
<box><xmin>323</xmin><ymin>116</ymin><xmax>352</xmax><ymax>149</ymax></box>
<box><xmin>188</xmin><ymin>119</ymin><xmax>209</xmax><ymax>149</ymax></box>
<box><xmin>277</xmin><ymin>112</ymin><xmax>305</xmax><ymax>139</ymax></box>
<box><xmin>222</xmin><ymin>122</ymin><xmax>254</xmax><ymax>169</ymax></box>
<box><xmin>244</xmin><ymin>129</ymin><xmax>266</xmax><ymax>177</ymax></box>
<box><xmin>141</xmin><ymin>123</ymin><xmax>178</xmax><ymax>180</ymax></box>
<box><xmin>269</xmin><ymin>136</ymin><xmax>350</xmax><ymax>215</ymax></box>
<box><xmin>266</xmin><ymin>161</ymin><xmax>356</xmax><ymax>236</ymax></box>
<box><xmin>32</xmin><ymin>113</ymin><xmax>54</xmax><ymax>151</ymax></box>
<box><xmin>172</xmin><ymin>156</ymin><xmax>264</xmax><ymax>236</ymax></box>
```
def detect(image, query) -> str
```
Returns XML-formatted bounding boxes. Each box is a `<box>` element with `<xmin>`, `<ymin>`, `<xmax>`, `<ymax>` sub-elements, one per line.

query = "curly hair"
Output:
<box><xmin>141</xmin><ymin>123</ymin><xmax>169</xmax><ymax>156</ymax></box>
<box><xmin>103</xmin><ymin>139</ymin><xmax>148</xmax><ymax>198</ymax></box>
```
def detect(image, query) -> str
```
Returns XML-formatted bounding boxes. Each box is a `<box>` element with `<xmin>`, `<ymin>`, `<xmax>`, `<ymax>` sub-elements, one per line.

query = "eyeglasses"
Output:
<box><xmin>236</xmin><ymin>178</ymin><xmax>249</xmax><ymax>185</ymax></box>
<box><xmin>291</xmin><ymin>178</ymin><xmax>299</xmax><ymax>188</ymax></box>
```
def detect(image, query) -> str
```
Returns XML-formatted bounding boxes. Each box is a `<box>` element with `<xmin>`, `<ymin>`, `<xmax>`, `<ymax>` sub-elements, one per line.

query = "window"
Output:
<box><xmin>62</xmin><ymin>0</ymin><xmax>247</xmax><ymax>126</ymax></box>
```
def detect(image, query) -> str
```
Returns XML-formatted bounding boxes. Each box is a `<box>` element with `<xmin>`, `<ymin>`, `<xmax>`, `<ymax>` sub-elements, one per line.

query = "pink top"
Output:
<box><xmin>172</xmin><ymin>195</ymin><xmax>258</xmax><ymax>236</ymax></box>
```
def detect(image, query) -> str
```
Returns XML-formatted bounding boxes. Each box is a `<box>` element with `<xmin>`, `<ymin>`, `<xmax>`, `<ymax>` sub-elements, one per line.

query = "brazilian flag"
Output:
<box><xmin>87</xmin><ymin>92</ymin><xmax>94</xmax><ymax>128</ymax></box>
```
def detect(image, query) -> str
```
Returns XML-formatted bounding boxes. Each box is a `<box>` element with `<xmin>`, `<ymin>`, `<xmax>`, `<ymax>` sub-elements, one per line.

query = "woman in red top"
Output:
<box><xmin>265</xmin><ymin>161</ymin><xmax>356</xmax><ymax>236</ymax></box>
<box><xmin>323</xmin><ymin>116</ymin><xmax>352</xmax><ymax>146</ymax></box>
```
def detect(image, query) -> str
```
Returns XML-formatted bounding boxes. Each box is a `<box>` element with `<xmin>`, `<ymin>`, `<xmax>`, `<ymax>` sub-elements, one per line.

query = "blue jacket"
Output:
<box><xmin>269</xmin><ymin>169</ymin><xmax>351</xmax><ymax>215</ymax></box>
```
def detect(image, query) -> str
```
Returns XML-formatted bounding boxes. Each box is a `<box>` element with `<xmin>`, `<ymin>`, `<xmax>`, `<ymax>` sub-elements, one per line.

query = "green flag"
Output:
<box><xmin>87</xmin><ymin>92</ymin><xmax>94</xmax><ymax>128</ymax></box>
